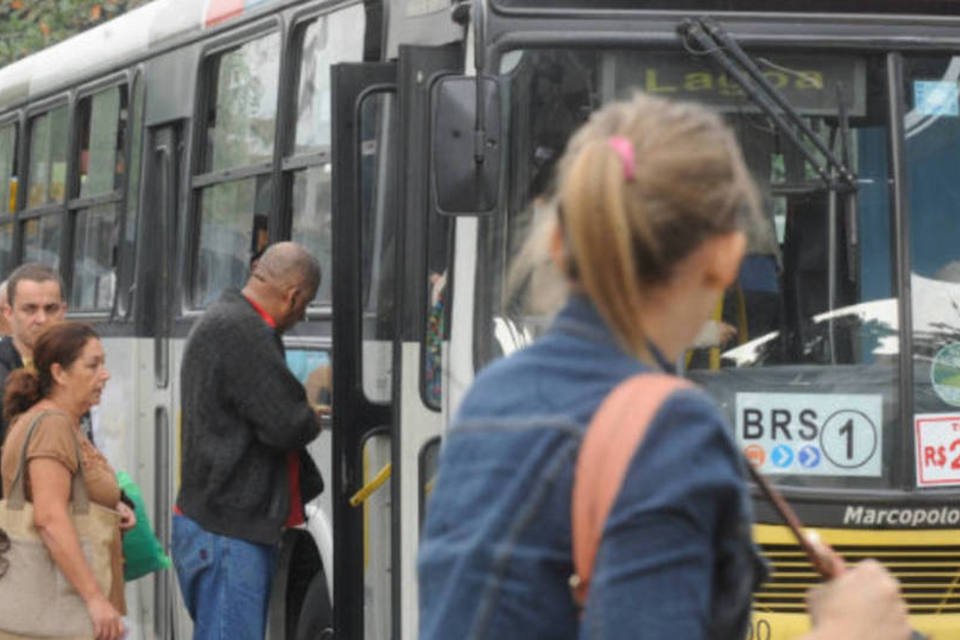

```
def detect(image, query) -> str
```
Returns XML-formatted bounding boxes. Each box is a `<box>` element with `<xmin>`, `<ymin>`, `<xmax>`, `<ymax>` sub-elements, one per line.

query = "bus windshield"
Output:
<box><xmin>486</xmin><ymin>47</ymin><xmax>960</xmax><ymax>492</ymax></box>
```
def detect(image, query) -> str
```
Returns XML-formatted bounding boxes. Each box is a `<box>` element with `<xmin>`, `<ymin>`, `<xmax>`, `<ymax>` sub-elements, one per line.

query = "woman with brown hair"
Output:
<box><xmin>1</xmin><ymin>322</ymin><xmax>134</xmax><ymax>640</ymax></box>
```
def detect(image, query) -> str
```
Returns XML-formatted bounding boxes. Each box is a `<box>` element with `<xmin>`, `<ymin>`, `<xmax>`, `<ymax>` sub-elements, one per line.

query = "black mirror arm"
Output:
<box><xmin>473</xmin><ymin>0</ymin><xmax>487</xmax><ymax>166</ymax></box>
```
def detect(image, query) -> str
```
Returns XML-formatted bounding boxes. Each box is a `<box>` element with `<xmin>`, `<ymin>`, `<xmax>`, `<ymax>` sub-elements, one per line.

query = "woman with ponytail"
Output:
<box><xmin>1</xmin><ymin>322</ymin><xmax>134</xmax><ymax>640</ymax></box>
<box><xmin>418</xmin><ymin>94</ymin><xmax>911</xmax><ymax>639</ymax></box>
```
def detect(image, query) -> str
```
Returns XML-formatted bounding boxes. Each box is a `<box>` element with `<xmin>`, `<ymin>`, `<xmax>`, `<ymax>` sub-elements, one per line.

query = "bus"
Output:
<box><xmin>1</xmin><ymin>0</ymin><xmax>959</xmax><ymax>639</ymax></box>
<box><xmin>438</xmin><ymin>3</ymin><xmax>960</xmax><ymax>640</ymax></box>
<box><xmin>0</xmin><ymin>1</ymin><xmax>369</xmax><ymax>637</ymax></box>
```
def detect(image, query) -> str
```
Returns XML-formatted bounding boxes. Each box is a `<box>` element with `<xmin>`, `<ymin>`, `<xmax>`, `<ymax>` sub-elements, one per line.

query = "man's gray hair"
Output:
<box><xmin>253</xmin><ymin>242</ymin><xmax>321</xmax><ymax>295</ymax></box>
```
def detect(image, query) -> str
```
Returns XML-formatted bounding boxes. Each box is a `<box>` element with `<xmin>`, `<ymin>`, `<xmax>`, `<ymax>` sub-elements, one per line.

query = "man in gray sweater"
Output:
<box><xmin>172</xmin><ymin>242</ymin><xmax>324</xmax><ymax>640</ymax></box>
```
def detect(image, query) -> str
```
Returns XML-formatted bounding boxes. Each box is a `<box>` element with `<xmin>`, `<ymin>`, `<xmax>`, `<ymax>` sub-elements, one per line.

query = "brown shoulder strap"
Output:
<box><xmin>570</xmin><ymin>373</ymin><xmax>692</xmax><ymax>607</ymax></box>
<box><xmin>7</xmin><ymin>410</ymin><xmax>90</xmax><ymax>512</ymax></box>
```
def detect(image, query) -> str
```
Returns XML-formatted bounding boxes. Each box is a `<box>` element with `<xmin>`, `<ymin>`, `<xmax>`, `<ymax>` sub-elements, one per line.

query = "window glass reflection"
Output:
<box><xmin>0</xmin><ymin>125</ymin><xmax>18</xmax><ymax>215</ymax></box>
<box><xmin>494</xmin><ymin>49</ymin><xmax>899</xmax><ymax>490</ymax></box>
<box><xmin>294</xmin><ymin>5</ymin><xmax>365</xmax><ymax>155</ymax></box>
<box><xmin>358</xmin><ymin>92</ymin><xmax>398</xmax><ymax>405</ymax></box>
<box><xmin>904</xmin><ymin>56</ymin><xmax>960</xmax><ymax>416</ymax></box>
<box><xmin>71</xmin><ymin>204</ymin><xmax>118</xmax><ymax>310</ymax></box>
<box><xmin>195</xmin><ymin>176</ymin><xmax>272</xmax><ymax>306</ymax></box>
<box><xmin>22</xmin><ymin>215</ymin><xmax>62</xmax><ymax>268</ymax></box>
<box><xmin>27</xmin><ymin>106</ymin><xmax>68</xmax><ymax>208</ymax></box>
<box><xmin>78</xmin><ymin>87</ymin><xmax>127</xmax><ymax>198</ymax></box>
<box><xmin>206</xmin><ymin>33</ymin><xmax>281</xmax><ymax>172</ymax></box>
<box><xmin>0</xmin><ymin>222</ymin><xmax>13</xmax><ymax>275</ymax></box>
<box><xmin>290</xmin><ymin>165</ymin><xmax>332</xmax><ymax>304</ymax></box>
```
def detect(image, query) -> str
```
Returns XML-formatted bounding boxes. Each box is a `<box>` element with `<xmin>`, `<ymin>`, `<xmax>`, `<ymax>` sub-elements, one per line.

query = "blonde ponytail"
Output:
<box><xmin>552</xmin><ymin>93</ymin><xmax>761</xmax><ymax>358</ymax></box>
<box><xmin>560</xmin><ymin>137</ymin><xmax>648</xmax><ymax>357</ymax></box>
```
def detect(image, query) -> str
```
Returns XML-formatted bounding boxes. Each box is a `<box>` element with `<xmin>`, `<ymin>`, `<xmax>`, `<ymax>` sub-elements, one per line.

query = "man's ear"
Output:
<box><xmin>286</xmin><ymin>285</ymin><xmax>300</xmax><ymax>308</ymax></box>
<box><xmin>281</xmin><ymin>286</ymin><xmax>303</xmax><ymax>322</ymax></box>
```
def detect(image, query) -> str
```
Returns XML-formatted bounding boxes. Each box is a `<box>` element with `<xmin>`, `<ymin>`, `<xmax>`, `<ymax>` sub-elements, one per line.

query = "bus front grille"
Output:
<box><xmin>755</xmin><ymin>543</ymin><xmax>960</xmax><ymax>614</ymax></box>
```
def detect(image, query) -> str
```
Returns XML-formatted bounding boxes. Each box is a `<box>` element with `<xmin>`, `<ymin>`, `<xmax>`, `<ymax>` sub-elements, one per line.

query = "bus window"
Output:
<box><xmin>287</xmin><ymin>348</ymin><xmax>333</xmax><ymax>413</ymax></box>
<box><xmin>0</xmin><ymin>225</ymin><xmax>11</xmax><ymax>276</ymax></box>
<box><xmin>195</xmin><ymin>176</ymin><xmax>272</xmax><ymax>306</ymax></box>
<box><xmin>493</xmin><ymin>49</ymin><xmax>900</xmax><ymax>490</ymax></box>
<box><xmin>72</xmin><ymin>204</ymin><xmax>119</xmax><ymax>310</ymax></box>
<box><xmin>290</xmin><ymin>166</ymin><xmax>332</xmax><ymax>303</ymax></box>
<box><xmin>904</xmin><ymin>56</ymin><xmax>960</xmax><ymax>418</ymax></box>
<box><xmin>193</xmin><ymin>31</ymin><xmax>280</xmax><ymax>306</ymax></box>
<box><xmin>293</xmin><ymin>6</ymin><xmax>365</xmax><ymax>153</ymax></box>
<box><xmin>27</xmin><ymin>105</ymin><xmax>68</xmax><ymax>209</ymax></box>
<box><xmin>679</xmin><ymin>53</ymin><xmax>898</xmax><ymax>493</ymax></box>
<box><xmin>71</xmin><ymin>85</ymin><xmax>128</xmax><ymax>310</ymax></box>
<box><xmin>77</xmin><ymin>86</ymin><xmax>126</xmax><ymax>197</ymax></box>
<box><xmin>359</xmin><ymin>91</ymin><xmax>398</xmax><ymax>405</ymax></box>
<box><xmin>117</xmin><ymin>74</ymin><xmax>145</xmax><ymax>317</ymax></box>
<box><xmin>287</xmin><ymin>5</ymin><xmax>365</xmax><ymax>305</ymax></box>
<box><xmin>0</xmin><ymin>123</ymin><xmax>18</xmax><ymax>274</ymax></box>
<box><xmin>23</xmin><ymin>105</ymin><xmax>68</xmax><ymax>270</ymax></box>
<box><xmin>22</xmin><ymin>214</ymin><xmax>62</xmax><ymax>269</ymax></box>
<box><xmin>423</xmin><ymin>218</ymin><xmax>451</xmax><ymax>410</ymax></box>
<box><xmin>204</xmin><ymin>33</ymin><xmax>280</xmax><ymax>173</ymax></box>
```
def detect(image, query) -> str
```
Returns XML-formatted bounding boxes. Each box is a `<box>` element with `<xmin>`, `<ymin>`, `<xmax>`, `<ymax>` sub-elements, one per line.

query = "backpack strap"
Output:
<box><xmin>570</xmin><ymin>373</ymin><xmax>692</xmax><ymax>607</ymax></box>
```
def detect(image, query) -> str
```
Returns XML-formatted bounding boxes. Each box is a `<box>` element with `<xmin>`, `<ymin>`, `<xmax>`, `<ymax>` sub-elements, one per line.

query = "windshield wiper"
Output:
<box><xmin>677</xmin><ymin>17</ymin><xmax>858</xmax><ymax>193</ymax></box>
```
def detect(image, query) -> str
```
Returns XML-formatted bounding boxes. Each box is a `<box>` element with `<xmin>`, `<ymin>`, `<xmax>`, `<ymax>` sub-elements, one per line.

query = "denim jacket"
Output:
<box><xmin>418</xmin><ymin>296</ymin><xmax>766</xmax><ymax>639</ymax></box>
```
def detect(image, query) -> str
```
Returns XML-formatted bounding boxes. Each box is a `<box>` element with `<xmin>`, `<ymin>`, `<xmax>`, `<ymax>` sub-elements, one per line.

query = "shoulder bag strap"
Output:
<box><xmin>569</xmin><ymin>373</ymin><xmax>692</xmax><ymax>607</ymax></box>
<box><xmin>7</xmin><ymin>410</ymin><xmax>91</xmax><ymax>513</ymax></box>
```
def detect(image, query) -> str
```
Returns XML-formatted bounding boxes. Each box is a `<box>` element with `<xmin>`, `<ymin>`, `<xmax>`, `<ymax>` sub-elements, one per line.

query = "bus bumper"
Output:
<box><xmin>749</xmin><ymin>611</ymin><xmax>960</xmax><ymax>640</ymax></box>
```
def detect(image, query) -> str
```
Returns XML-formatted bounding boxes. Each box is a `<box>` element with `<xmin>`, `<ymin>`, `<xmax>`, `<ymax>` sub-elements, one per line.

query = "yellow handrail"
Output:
<box><xmin>349</xmin><ymin>462</ymin><xmax>392</xmax><ymax>507</ymax></box>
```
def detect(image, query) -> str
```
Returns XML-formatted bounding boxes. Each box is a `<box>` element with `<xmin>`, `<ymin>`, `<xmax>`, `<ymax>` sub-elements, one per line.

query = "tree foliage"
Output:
<box><xmin>0</xmin><ymin>0</ymin><xmax>154</xmax><ymax>67</ymax></box>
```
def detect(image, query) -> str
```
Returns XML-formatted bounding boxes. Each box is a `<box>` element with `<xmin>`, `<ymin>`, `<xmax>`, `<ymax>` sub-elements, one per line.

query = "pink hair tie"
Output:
<box><xmin>608</xmin><ymin>136</ymin><xmax>636</xmax><ymax>181</ymax></box>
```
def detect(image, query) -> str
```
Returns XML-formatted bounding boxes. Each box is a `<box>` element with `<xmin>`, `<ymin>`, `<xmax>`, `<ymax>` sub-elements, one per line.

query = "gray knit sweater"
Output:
<box><xmin>176</xmin><ymin>289</ymin><xmax>320</xmax><ymax>544</ymax></box>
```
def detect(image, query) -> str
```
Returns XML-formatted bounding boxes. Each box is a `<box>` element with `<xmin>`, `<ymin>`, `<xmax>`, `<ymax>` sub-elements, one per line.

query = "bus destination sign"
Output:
<box><xmin>612</xmin><ymin>53</ymin><xmax>866</xmax><ymax>117</ymax></box>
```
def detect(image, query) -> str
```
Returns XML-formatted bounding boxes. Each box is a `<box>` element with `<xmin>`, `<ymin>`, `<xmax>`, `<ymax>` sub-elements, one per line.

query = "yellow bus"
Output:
<box><xmin>411</xmin><ymin>2</ymin><xmax>960</xmax><ymax>639</ymax></box>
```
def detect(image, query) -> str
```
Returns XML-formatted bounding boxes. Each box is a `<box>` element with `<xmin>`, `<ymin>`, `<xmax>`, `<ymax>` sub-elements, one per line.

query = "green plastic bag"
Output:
<box><xmin>117</xmin><ymin>471</ymin><xmax>172</xmax><ymax>581</ymax></box>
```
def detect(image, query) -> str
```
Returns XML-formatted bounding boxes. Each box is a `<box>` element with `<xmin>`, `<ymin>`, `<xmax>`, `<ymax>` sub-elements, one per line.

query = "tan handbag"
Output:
<box><xmin>0</xmin><ymin>411</ymin><xmax>120</xmax><ymax>637</ymax></box>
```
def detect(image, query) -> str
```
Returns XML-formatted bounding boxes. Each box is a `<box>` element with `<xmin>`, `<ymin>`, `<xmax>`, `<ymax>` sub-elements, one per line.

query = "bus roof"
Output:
<box><xmin>0</xmin><ymin>0</ymin><xmax>291</xmax><ymax>108</ymax></box>
<box><xmin>492</xmin><ymin>0</ymin><xmax>960</xmax><ymax>12</ymax></box>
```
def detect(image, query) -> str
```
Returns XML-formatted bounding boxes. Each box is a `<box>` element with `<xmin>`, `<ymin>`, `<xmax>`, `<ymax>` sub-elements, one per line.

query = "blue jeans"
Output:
<box><xmin>172</xmin><ymin>514</ymin><xmax>279</xmax><ymax>640</ymax></box>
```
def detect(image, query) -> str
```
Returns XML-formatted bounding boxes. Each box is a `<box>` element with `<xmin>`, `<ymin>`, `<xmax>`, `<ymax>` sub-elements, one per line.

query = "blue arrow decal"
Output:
<box><xmin>771</xmin><ymin>444</ymin><xmax>794</xmax><ymax>468</ymax></box>
<box><xmin>798</xmin><ymin>445</ymin><xmax>821</xmax><ymax>469</ymax></box>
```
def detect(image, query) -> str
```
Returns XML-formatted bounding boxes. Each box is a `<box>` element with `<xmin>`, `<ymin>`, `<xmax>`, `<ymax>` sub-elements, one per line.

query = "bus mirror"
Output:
<box><xmin>431</xmin><ymin>75</ymin><xmax>501</xmax><ymax>216</ymax></box>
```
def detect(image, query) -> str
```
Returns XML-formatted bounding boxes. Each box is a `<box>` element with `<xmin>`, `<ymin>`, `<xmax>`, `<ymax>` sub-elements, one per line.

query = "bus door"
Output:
<box><xmin>391</xmin><ymin>44</ymin><xmax>462</xmax><ymax>640</ymax></box>
<box><xmin>331</xmin><ymin>43</ymin><xmax>461</xmax><ymax>640</ymax></box>
<box><xmin>331</xmin><ymin>61</ymin><xmax>398</xmax><ymax>640</ymax></box>
<box><xmin>136</xmin><ymin>122</ymin><xmax>185</xmax><ymax>639</ymax></box>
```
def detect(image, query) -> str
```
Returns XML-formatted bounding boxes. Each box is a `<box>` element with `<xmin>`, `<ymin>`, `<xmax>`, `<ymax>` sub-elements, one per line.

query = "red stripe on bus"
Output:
<box><xmin>205</xmin><ymin>0</ymin><xmax>244</xmax><ymax>28</ymax></box>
